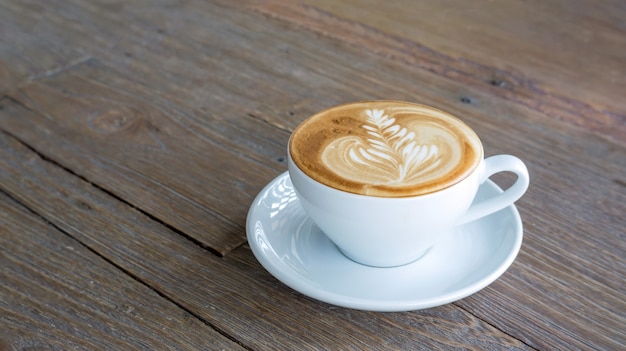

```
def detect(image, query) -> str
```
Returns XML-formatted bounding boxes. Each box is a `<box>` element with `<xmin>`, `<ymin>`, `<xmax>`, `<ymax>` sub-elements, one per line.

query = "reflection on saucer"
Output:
<box><xmin>253</xmin><ymin>175</ymin><xmax>308</xmax><ymax>275</ymax></box>
<box><xmin>247</xmin><ymin>172</ymin><xmax>523</xmax><ymax>312</ymax></box>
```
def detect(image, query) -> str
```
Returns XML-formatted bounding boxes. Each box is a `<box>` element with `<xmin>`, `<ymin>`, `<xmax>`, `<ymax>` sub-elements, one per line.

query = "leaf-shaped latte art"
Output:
<box><xmin>322</xmin><ymin>109</ymin><xmax>447</xmax><ymax>186</ymax></box>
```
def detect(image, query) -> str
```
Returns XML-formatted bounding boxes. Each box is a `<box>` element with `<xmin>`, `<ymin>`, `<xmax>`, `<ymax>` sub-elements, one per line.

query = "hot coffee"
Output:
<box><xmin>289</xmin><ymin>101</ymin><xmax>483</xmax><ymax>197</ymax></box>
<box><xmin>287</xmin><ymin>100</ymin><xmax>529</xmax><ymax>266</ymax></box>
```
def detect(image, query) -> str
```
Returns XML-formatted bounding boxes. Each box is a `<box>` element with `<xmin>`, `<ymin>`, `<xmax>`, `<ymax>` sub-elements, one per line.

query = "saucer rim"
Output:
<box><xmin>246</xmin><ymin>172</ymin><xmax>523</xmax><ymax>311</ymax></box>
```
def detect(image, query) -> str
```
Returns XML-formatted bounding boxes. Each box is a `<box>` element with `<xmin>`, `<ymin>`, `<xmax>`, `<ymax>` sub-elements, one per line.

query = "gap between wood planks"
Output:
<box><xmin>1</xmin><ymin>128</ymin><xmax>538</xmax><ymax>349</ymax></box>
<box><xmin>247</xmin><ymin>112</ymin><xmax>293</xmax><ymax>135</ymax></box>
<box><xmin>0</xmin><ymin>126</ymin><xmax>228</xmax><ymax>258</ymax></box>
<box><xmin>453</xmin><ymin>303</ymin><xmax>538</xmax><ymax>350</ymax></box>
<box><xmin>0</xmin><ymin>130</ymin><xmax>254</xmax><ymax>351</ymax></box>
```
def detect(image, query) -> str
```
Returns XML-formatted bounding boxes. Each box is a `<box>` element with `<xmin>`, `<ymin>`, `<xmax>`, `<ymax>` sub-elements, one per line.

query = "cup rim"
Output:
<box><xmin>287</xmin><ymin>100</ymin><xmax>485</xmax><ymax>198</ymax></box>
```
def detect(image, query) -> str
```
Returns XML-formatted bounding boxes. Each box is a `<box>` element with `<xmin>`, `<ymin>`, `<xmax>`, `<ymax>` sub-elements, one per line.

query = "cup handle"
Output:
<box><xmin>457</xmin><ymin>155</ymin><xmax>529</xmax><ymax>225</ymax></box>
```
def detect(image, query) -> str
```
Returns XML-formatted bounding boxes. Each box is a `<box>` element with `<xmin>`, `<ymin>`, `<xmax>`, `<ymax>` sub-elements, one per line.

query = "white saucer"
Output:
<box><xmin>246</xmin><ymin>172</ymin><xmax>523</xmax><ymax>312</ymax></box>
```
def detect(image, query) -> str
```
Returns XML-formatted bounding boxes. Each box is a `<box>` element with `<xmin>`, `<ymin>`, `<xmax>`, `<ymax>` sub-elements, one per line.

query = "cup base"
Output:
<box><xmin>337</xmin><ymin>246</ymin><xmax>433</xmax><ymax>268</ymax></box>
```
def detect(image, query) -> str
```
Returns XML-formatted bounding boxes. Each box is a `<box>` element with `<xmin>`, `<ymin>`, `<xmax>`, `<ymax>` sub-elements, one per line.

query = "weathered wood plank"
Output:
<box><xmin>10</xmin><ymin>0</ymin><xmax>613</xmax><ymax>163</ymax></box>
<box><xmin>6</xmin><ymin>71</ymin><xmax>623</xmax><ymax>348</ymax></box>
<box><xmin>0</xmin><ymin>192</ymin><xmax>245</xmax><ymax>350</ymax></box>
<box><xmin>62</xmin><ymin>0</ymin><xmax>623</xmax><ymax>154</ymax></box>
<box><xmin>443</xmin><ymin>92</ymin><xmax>626</xmax><ymax>349</ymax></box>
<box><xmin>0</xmin><ymin>1</ymin><xmax>89</xmax><ymax>93</ymax></box>
<box><xmin>1</xmin><ymin>0</ymin><xmax>623</xmax><ymax>143</ymax></box>
<box><xmin>0</xmin><ymin>130</ymin><xmax>533</xmax><ymax>350</ymax></box>
<box><xmin>0</xmin><ymin>58</ymin><xmax>284</xmax><ymax>255</ymax></box>
<box><xmin>0</xmin><ymin>0</ymin><xmax>623</xmax><ymax>349</ymax></box>
<box><xmin>257</xmin><ymin>0</ymin><xmax>626</xmax><ymax>143</ymax></box>
<box><xmin>0</xmin><ymin>0</ymin><xmax>294</xmax><ymax>169</ymax></box>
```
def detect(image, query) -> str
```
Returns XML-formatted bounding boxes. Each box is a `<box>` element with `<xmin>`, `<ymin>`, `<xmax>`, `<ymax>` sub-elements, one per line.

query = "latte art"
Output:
<box><xmin>289</xmin><ymin>101</ymin><xmax>483</xmax><ymax>197</ymax></box>
<box><xmin>323</xmin><ymin>108</ymin><xmax>450</xmax><ymax>186</ymax></box>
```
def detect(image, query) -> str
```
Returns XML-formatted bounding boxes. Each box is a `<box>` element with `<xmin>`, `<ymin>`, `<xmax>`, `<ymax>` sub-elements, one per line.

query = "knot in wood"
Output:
<box><xmin>88</xmin><ymin>106</ymin><xmax>145</xmax><ymax>134</ymax></box>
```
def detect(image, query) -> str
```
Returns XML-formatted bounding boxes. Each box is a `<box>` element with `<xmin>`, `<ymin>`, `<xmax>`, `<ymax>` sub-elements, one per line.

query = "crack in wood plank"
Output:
<box><xmin>0</xmin><ymin>186</ymin><xmax>251</xmax><ymax>351</ymax></box>
<box><xmin>0</xmin><ymin>126</ymin><xmax>228</xmax><ymax>258</ymax></box>
<box><xmin>0</xmin><ymin>57</ymin><xmax>285</xmax><ymax>255</ymax></box>
<box><xmin>25</xmin><ymin>55</ymin><xmax>94</xmax><ymax>83</ymax></box>
<box><xmin>0</xmin><ymin>128</ymin><xmax>535</xmax><ymax>350</ymax></box>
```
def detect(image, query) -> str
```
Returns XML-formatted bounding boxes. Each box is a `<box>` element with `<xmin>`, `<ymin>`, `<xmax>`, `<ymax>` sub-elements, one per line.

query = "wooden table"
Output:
<box><xmin>1</xmin><ymin>1</ymin><xmax>624</xmax><ymax>349</ymax></box>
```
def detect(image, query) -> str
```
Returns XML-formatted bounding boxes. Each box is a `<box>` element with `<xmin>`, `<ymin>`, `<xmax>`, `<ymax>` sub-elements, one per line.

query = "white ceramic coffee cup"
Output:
<box><xmin>288</xmin><ymin>142</ymin><xmax>529</xmax><ymax>268</ymax></box>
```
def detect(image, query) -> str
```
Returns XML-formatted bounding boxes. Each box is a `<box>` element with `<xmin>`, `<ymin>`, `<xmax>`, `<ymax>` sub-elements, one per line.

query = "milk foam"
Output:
<box><xmin>289</xmin><ymin>101</ymin><xmax>483</xmax><ymax>197</ymax></box>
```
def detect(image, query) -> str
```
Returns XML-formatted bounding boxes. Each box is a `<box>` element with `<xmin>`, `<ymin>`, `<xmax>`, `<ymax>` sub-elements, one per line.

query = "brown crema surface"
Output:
<box><xmin>289</xmin><ymin>101</ymin><xmax>483</xmax><ymax>197</ymax></box>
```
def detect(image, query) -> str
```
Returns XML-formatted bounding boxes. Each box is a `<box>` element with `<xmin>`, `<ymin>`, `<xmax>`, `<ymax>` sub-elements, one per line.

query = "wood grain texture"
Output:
<box><xmin>0</xmin><ymin>193</ymin><xmax>245</xmax><ymax>350</ymax></box>
<box><xmin>0</xmin><ymin>0</ymin><xmax>624</xmax><ymax>349</ymax></box>
<box><xmin>0</xmin><ymin>1</ymin><xmax>90</xmax><ymax>94</ymax></box>
<box><xmin>0</xmin><ymin>59</ymin><xmax>284</xmax><ymax>255</ymax></box>
<box><xmin>257</xmin><ymin>0</ymin><xmax>626</xmax><ymax>144</ymax></box>
<box><xmin>0</xmin><ymin>131</ymin><xmax>533</xmax><ymax>350</ymax></box>
<box><xmin>1</xmin><ymin>0</ymin><xmax>624</xmax><ymax>144</ymax></box>
<box><xmin>451</xmin><ymin>99</ymin><xmax>626</xmax><ymax>349</ymax></box>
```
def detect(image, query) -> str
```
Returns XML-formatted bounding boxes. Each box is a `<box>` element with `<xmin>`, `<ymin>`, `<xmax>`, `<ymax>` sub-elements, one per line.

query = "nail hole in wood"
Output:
<box><xmin>460</xmin><ymin>97</ymin><xmax>472</xmax><ymax>104</ymax></box>
<box><xmin>613</xmin><ymin>178</ymin><xmax>626</xmax><ymax>188</ymax></box>
<box><xmin>490</xmin><ymin>79</ymin><xmax>506</xmax><ymax>87</ymax></box>
<box><xmin>77</xmin><ymin>201</ymin><xmax>93</xmax><ymax>211</ymax></box>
